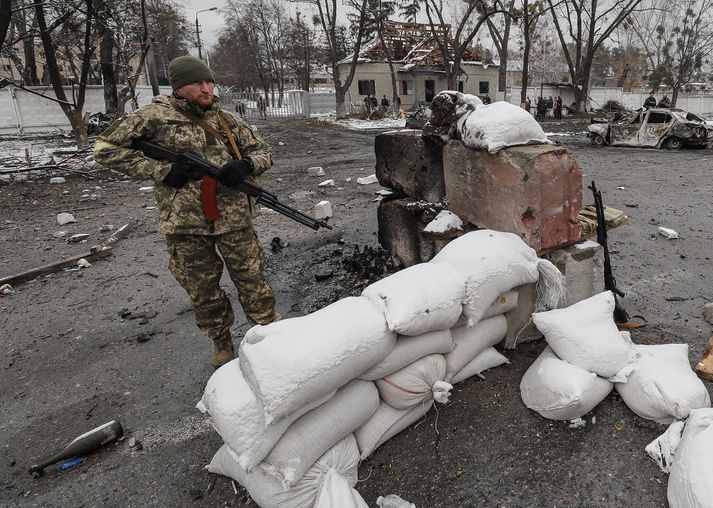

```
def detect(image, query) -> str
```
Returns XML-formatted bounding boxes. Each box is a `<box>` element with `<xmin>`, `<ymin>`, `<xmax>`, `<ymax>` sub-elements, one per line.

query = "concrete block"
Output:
<box><xmin>374</xmin><ymin>130</ymin><xmax>445</xmax><ymax>202</ymax></box>
<box><xmin>314</xmin><ymin>200</ymin><xmax>332</xmax><ymax>219</ymax></box>
<box><xmin>307</xmin><ymin>166</ymin><xmax>325</xmax><ymax>176</ymax></box>
<box><xmin>443</xmin><ymin>141</ymin><xmax>582</xmax><ymax>252</ymax></box>
<box><xmin>377</xmin><ymin>198</ymin><xmax>447</xmax><ymax>267</ymax></box>
<box><xmin>548</xmin><ymin>239</ymin><xmax>604</xmax><ymax>306</ymax></box>
<box><xmin>504</xmin><ymin>283</ymin><xmax>542</xmax><ymax>349</ymax></box>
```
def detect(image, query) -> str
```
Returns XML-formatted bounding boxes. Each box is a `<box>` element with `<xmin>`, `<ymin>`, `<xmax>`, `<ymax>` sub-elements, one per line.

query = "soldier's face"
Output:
<box><xmin>176</xmin><ymin>80</ymin><xmax>215</xmax><ymax>108</ymax></box>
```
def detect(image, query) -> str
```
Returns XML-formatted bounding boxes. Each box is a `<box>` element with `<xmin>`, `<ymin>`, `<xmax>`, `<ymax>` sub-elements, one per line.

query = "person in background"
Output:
<box><xmin>643</xmin><ymin>91</ymin><xmax>657</xmax><ymax>108</ymax></box>
<box><xmin>658</xmin><ymin>93</ymin><xmax>672</xmax><ymax>108</ymax></box>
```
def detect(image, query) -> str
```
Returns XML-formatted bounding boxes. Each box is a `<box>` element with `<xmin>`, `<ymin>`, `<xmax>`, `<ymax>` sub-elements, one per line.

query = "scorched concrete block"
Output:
<box><xmin>377</xmin><ymin>198</ymin><xmax>447</xmax><ymax>267</ymax></box>
<box><xmin>374</xmin><ymin>130</ymin><xmax>445</xmax><ymax>202</ymax></box>
<box><xmin>443</xmin><ymin>141</ymin><xmax>582</xmax><ymax>252</ymax></box>
<box><xmin>548</xmin><ymin>239</ymin><xmax>604</xmax><ymax>306</ymax></box>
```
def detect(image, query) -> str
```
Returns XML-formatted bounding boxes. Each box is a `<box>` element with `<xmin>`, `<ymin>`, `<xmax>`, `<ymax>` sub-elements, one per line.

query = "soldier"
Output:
<box><xmin>94</xmin><ymin>55</ymin><xmax>280</xmax><ymax>368</ymax></box>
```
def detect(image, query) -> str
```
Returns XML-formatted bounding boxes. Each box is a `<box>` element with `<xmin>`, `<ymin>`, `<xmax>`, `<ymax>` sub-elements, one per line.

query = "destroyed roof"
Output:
<box><xmin>339</xmin><ymin>21</ymin><xmax>495</xmax><ymax>70</ymax></box>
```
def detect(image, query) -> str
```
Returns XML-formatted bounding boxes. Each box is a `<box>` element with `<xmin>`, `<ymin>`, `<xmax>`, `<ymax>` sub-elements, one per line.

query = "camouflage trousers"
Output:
<box><xmin>166</xmin><ymin>226</ymin><xmax>279</xmax><ymax>340</ymax></box>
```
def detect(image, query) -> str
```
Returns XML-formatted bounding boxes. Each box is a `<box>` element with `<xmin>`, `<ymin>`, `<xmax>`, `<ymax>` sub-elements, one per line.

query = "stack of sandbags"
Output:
<box><xmin>199</xmin><ymin>230</ymin><xmax>566</xmax><ymax>507</ymax></box>
<box><xmin>522</xmin><ymin>291</ymin><xmax>711</xmax><ymax>424</ymax></box>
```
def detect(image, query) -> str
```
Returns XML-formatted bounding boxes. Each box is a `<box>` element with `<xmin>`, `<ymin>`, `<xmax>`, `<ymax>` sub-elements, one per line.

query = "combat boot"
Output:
<box><xmin>211</xmin><ymin>333</ymin><xmax>234</xmax><ymax>369</ymax></box>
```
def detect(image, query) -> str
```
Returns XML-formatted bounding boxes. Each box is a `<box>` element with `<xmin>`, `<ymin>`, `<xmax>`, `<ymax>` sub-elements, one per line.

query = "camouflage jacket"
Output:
<box><xmin>94</xmin><ymin>94</ymin><xmax>272</xmax><ymax>235</ymax></box>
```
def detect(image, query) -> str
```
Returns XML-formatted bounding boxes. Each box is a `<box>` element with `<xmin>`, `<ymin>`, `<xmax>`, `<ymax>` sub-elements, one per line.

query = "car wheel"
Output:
<box><xmin>591</xmin><ymin>134</ymin><xmax>605</xmax><ymax>146</ymax></box>
<box><xmin>665</xmin><ymin>137</ymin><xmax>682</xmax><ymax>150</ymax></box>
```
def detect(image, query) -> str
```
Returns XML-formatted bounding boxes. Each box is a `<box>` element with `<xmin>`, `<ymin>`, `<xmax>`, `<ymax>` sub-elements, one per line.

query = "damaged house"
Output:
<box><xmin>338</xmin><ymin>21</ymin><xmax>499</xmax><ymax>110</ymax></box>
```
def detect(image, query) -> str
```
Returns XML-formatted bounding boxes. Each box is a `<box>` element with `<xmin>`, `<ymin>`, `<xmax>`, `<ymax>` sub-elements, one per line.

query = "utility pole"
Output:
<box><xmin>195</xmin><ymin>7</ymin><xmax>217</xmax><ymax>61</ymax></box>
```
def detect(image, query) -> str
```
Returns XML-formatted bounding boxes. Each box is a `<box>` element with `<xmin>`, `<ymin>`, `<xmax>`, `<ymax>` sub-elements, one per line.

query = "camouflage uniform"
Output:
<box><xmin>94</xmin><ymin>94</ymin><xmax>279</xmax><ymax>365</ymax></box>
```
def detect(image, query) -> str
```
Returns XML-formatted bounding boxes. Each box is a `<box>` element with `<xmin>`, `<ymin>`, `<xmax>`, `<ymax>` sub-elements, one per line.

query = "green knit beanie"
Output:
<box><xmin>168</xmin><ymin>55</ymin><xmax>215</xmax><ymax>90</ymax></box>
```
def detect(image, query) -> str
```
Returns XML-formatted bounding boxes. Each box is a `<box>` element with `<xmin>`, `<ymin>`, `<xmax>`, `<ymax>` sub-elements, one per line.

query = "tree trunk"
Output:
<box><xmin>99</xmin><ymin>24</ymin><xmax>118</xmax><ymax>115</ymax></box>
<box><xmin>671</xmin><ymin>86</ymin><xmax>679</xmax><ymax>107</ymax></box>
<box><xmin>335</xmin><ymin>87</ymin><xmax>347</xmax><ymax>118</ymax></box>
<box><xmin>0</xmin><ymin>0</ymin><xmax>11</xmax><ymax>51</ymax></box>
<box><xmin>22</xmin><ymin>36</ymin><xmax>40</xmax><ymax>85</ymax></box>
<box><xmin>377</xmin><ymin>23</ymin><xmax>399</xmax><ymax>114</ymax></box>
<box><xmin>520</xmin><ymin>23</ymin><xmax>531</xmax><ymax>106</ymax></box>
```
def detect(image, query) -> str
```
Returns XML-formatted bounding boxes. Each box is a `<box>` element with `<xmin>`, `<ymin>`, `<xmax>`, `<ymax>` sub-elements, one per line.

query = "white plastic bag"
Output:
<box><xmin>533</xmin><ymin>291</ymin><xmax>635</xmax><ymax>379</ymax></box>
<box><xmin>646</xmin><ymin>420</ymin><xmax>685</xmax><ymax>473</ymax></box>
<box><xmin>359</xmin><ymin>329</ymin><xmax>453</xmax><ymax>381</ymax></box>
<box><xmin>667</xmin><ymin>408</ymin><xmax>713</xmax><ymax>508</ymax></box>
<box><xmin>197</xmin><ymin>360</ymin><xmax>335</xmax><ymax>473</ymax></box>
<box><xmin>375</xmin><ymin>354</ymin><xmax>450</xmax><ymax>409</ymax></box>
<box><xmin>444</xmin><ymin>316</ymin><xmax>507</xmax><ymax>381</ymax></box>
<box><xmin>362</xmin><ymin>262</ymin><xmax>466</xmax><ymax>336</ymax></box>
<box><xmin>457</xmin><ymin>101</ymin><xmax>550</xmax><ymax>153</ymax></box>
<box><xmin>240</xmin><ymin>296</ymin><xmax>396</xmax><ymax>424</ymax></box>
<box><xmin>261</xmin><ymin>380</ymin><xmax>379</xmax><ymax>488</ymax></box>
<box><xmin>615</xmin><ymin>343</ymin><xmax>711</xmax><ymax>424</ymax></box>
<box><xmin>431</xmin><ymin>230</ymin><xmax>564</xmax><ymax>326</ymax></box>
<box><xmin>355</xmin><ymin>400</ymin><xmax>433</xmax><ymax>459</ymax></box>
<box><xmin>519</xmin><ymin>347</ymin><xmax>613</xmax><ymax>420</ymax></box>
<box><xmin>314</xmin><ymin>468</ymin><xmax>369</xmax><ymax>508</ymax></box>
<box><xmin>449</xmin><ymin>346</ymin><xmax>510</xmax><ymax>384</ymax></box>
<box><xmin>377</xmin><ymin>494</ymin><xmax>416</xmax><ymax>508</ymax></box>
<box><xmin>207</xmin><ymin>435</ymin><xmax>360</xmax><ymax>508</ymax></box>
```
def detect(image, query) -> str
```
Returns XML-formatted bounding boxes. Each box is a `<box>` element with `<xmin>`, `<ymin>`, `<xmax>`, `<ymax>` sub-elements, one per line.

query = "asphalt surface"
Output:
<box><xmin>1</xmin><ymin>118</ymin><xmax>711</xmax><ymax>507</ymax></box>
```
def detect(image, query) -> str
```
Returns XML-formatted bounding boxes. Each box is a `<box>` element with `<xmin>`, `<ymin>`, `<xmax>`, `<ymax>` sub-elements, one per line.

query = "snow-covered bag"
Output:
<box><xmin>431</xmin><ymin>230</ymin><xmax>564</xmax><ymax>327</ymax></box>
<box><xmin>359</xmin><ymin>329</ymin><xmax>453</xmax><ymax>381</ymax></box>
<box><xmin>314</xmin><ymin>468</ymin><xmax>369</xmax><ymax>508</ymax></box>
<box><xmin>197</xmin><ymin>360</ymin><xmax>334</xmax><ymax>472</ymax></box>
<box><xmin>261</xmin><ymin>380</ymin><xmax>379</xmax><ymax>488</ymax></box>
<box><xmin>449</xmin><ymin>346</ymin><xmax>510</xmax><ymax>384</ymax></box>
<box><xmin>361</xmin><ymin>263</ymin><xmax>466</xmax><ymax>336</ymax></box>
<box><xmin>423</xmin><ymin>210</ymin><xmax>463</xmax><ymax>234</ymax></box>
<box><xmin>615</xmin><ymin>343</ymin><xmax>711</xmax><ymax>424</ymax></box>
<box><xmin>375</xmin><ymin>354</ymin><xmax>451</xmax><ymax>409</ymax></box>
<box><xmin>444</xmin><ymin>316</ymin><xmax>507</xmax><ymax>381</ymax></box>
<box><xmin>355</xmin><ymin>400</ymin><xmax>433</xmax><ymax>459</ymax></box>
<box><xmin>646</xmin><ymin>420</ymin><xmax>685</xmax><ymax>473</ymax></box>
<box><xmin>533</xmin><ymin>291</ymin><xmax>636</xmax><ymax>379</ymax></box>
<box><xmin>519</xmin><ymin>347</ymin><xmax>613</xmax><ymax>420</ymax></box>
<box><xmin>239</xmin><ymin>296</ymin><xmax>396</xmax><ymax>424</ymax></box>
<box><xmin>456</xmin><ymin>101</ymin><xmax>550</xmax><ymax>153</ymax></box>
<box><xmin>667</xmin><ymin>408</ymin><xmax>713</xmax><ymax>508</ymax></box>
<box><xmin>377</xmin><ymin>494</ymin><xmax>416</xmax><ymax>508</ymax></box>
<box><xmin>207</xmin><ymin>435</ymin><xmax>360</xmax><ymax>508</ymax></box>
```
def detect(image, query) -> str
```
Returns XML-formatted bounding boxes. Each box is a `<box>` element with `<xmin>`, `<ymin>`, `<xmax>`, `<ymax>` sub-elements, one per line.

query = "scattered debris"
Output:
<box><xmin>315</xmin><ymin>271</ymin><xmax>334</xmax><ymax>281</ymax></box>
<box><xmin>76</xmin><ymin>258</ymin><xmax>92</xmax><ymax>269</ymax></box>
<box><xmin>345</xmin><ymin>177</ymin><xmax>352</xmax><ymax>182</ymax></box>
<box><xmin>57</xmin><ymin>212</ymin><xmax>76</xmax><ymax>225</ymax></box>
<box><xmin>0</xmin><ymin>283</ymin><xmax>13</xmax><ymax>295</ymax></box>
<box><xmin>658</xmin><ymin>227</ymin><xmax>679</xmax><ymax>239</ymax></box>
<box><xmin>377</xmin><ymin>494</ymin><xmax>416</xmax><ymax>508</ymax></box>
<box><xmin>307</xmin><ymin>166</ymin><xmax>325</xmax><ymax>177</ymax></box>
<box><xmin>67</xmin><ymin>233</ymin><xmax>90</xmax><ymax>243</ymax></box>
<box><xmin>270</xmin><ymin>237</ymin><xmax>288</xmax><ymax>253</ymax></box>
<box><xmin>318</xmin><ymin>179</ymin><xmax>335</xmax><ymax>187</ymax></box>
<box><xmin>189</xmin><ymin>488</ymin><xmax>203</xmax><ymax>500</ymax></box>
<box><xmin>53</xmin><ymin>231</ymin><xmax>67</xmax><ymax>238</ymax></box>
<box><xmin>139</xmin><ymin>186</ymin><xmax>154</xmax><ymax>193</ymax></box>
<box><xmin>569</xmin><ymin>417</ymin><xmax>586</xmax><ymax>429</ymax></box>
<box><xmin>704</xmin><ymin>303</ymin><xmax>713</xmax><ymax>325</ymax></box>
<box><xmin>695</xmin><ymin>336</ymin><xmax>713</xmax><ymax>381</ymax></box>
<box><xmin>617</xmin><ymin>186</ymin><xmax>626</xmax><ymax>190</ymax></box>
<box><xmin>135</xmin><ymin>332</ymin><xmax>153</xmax><ymax>343</ymax></box>
<box><xmin>128</xmin><ymin>437</ymin><xmax>143</xmax><ymax>451</ymax></box>
<box><xmin>278</xmin><ymin>141</ymin><xmax>285</xmax><ymax>146</ymax></box>
<box><xmin>0</xmin><ymin>246</ymin><xmax>112</xmax><ymax>287</ymax></box>
<box><xmin>120</xmin><ymin>308</ymin><xmax>158</xmax><ymax>320</ymax></box>
<box><xmin>49</xmin><ymin>177</ymin><xmax>66</xmax><ymax>184</ymax></box>
<box><xmin>357</xmin><ymin>174</ymin><xmax>379</xmax><ymax>185</ymax></box>
<box><xmin>99</xmin><ymin>224</ymin><xmax>113</xmax><ymax>233</ymax></box>
<box><xmin>315</xmin><ymin>200</ymin><xmax>333</xmax><ymax>220</ymax></box>
<box><xmin>60</xmin><ymin>457</ymin><xmax>85</xmax><ymax>471</ymax></box>
<box><xmin>665</xmin><ymin>296</ymin><xmax>688</xmax><ymax>302</ymax></box>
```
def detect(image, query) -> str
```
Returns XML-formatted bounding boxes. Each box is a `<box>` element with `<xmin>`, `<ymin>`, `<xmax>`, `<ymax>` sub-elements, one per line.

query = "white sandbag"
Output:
<box><xmin>377</xmin><ymin>494</ymin><xmax>416</xmax><ymax>508</ymax></box>
<box><xmin>533</xmin><ymin>291</ymin><xmax>636</xmax><ymax>379</ymax></box>
<box><xmin>375</xmin><ymin>354</ymin><xmax>450</xmax><ymax>409</ymax></box>
<box><xmin>197</xmin><ymin>360</ymin><xmax>335</xmax><ymax>473</ymax></box>
<box><xmin>314</xmin><ymin>468</ymin><xmax>369</xmax><ymax>508</ymax></box>
<box><xmin>646</xmin><ymin>420</ymin><xmax>685</xmax><ymax>473</ymax></box>
<box><xmin>208</xmin><ymin>435</ymin><xmax>360</xmax><ymax>508</ymax></box>
<box><xmin>359</xmin><ymin>329</ymin><xmax>453</xmax><ymax>381</ymax></box>
<box><xmin>457</xmin><ymin>101</ymin><xmax>550</xmax><ymax>153</ymax></box>
<box><xmin>615</xmin><ymin>344</ymin><xmax>711</xmax><ymax>424</ymax></box>
<box><xmin>431</xmin><ymin>230</ymin><xmax>564</xmax><ymax>326</ymax></box>
<box><xmin>519</xmin><ymin>347</ymin><xmax>613</xmax><ymax>421</ymax></box>
<box><xmin>262</xmin><ymin>380</ymin><xmax>379</xmax><ymax>488</ymax></box>
<box><xmin>444</xmin><ymin>316</ymin><xmax>507</xmax><ymax>381</ymax></box>
<box><xmin>453</xmin><ymin>290</ymin><xmax>519</xmax><ymax>327</ymax></box>
<box><xmin>240</xmin><ymin>296</ymin><xmax>396</xmax><ymax>424</ymax></box>
<box><xmin>449</xmin><ymin>346</ymin><xmax>510</xmax><ymax>384</ymax></box>
<box><xmin>362</xmin><ymin>262</ymin><xmax>466</xmax><ymax>336</ymax></box>
<box><xmin>667</xmin><ymin>408</ymin><xmax>713</xmax><ymax>508</ymax></box>
<box><xmin>355</xmin><ymin>399</ymin><xmax>433</xmax><ymax>459</ymax></box>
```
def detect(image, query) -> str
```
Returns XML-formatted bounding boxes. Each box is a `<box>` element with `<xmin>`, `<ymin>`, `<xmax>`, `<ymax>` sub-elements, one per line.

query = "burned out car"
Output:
<box><xmin>587</xmin><ymin>107</ymin><xmax>711</xmax><ymax>149</ymax></box>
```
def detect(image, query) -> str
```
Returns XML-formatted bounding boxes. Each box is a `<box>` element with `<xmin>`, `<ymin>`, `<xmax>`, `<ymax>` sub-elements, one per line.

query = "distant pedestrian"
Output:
<box><xmin>525</xmin><ymin>97</ymin><xmax>532</xmax><ymax>113</ymax></box>
<box><xmin>381</xmin><ymin>95</ymin><xmax>390</xmax><ymax>109</ymax></box>
<box><xmin>536</xmin><ymin>97</ymin><xmax>546</xmax><ymax>122</ymax></box>
<box><xmin>658</xmin><ymin>93</ymin><xmax>671</xmax><ymax>108</ymax></box>
<box><xmin>643</xmin><ymin>91</ymin><xmax>657</xmax><ymax>109</ymax></box>
<box><xmin>257</xmin><ymin>95</ymin><xmax>267</xmax><ymax>118</ymax></box>
<box><xmin>554</xmin><ymin>96</ymin><xmax>562</xmax><ymax>119</ymax></box>
<box><xmin>371</xmin><ymin>95</ymin><xmax>378</xmax><ymax>110</ymax></box>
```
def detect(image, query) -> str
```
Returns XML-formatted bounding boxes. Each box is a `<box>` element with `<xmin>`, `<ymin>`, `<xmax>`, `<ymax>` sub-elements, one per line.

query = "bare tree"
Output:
<box><xmin>365</xmin><ymin>0</ymin><xmax>399</xmax><ymax>109</ymax></box>
<box><xmin>485</xmin><ymin>0</ymin><xmax>517</xmax><ymax>94</ymax></box>
<box><xmin>622</xmin><ymin>0</ymin><xmax>668</xmax><ymax>89</ymax></box>
<box><xmin>0</xmin><ymin>0</ymin><xmax>10</xmax><ymax>52</ymax></box>
<box><xmin>547</xmin><ymin>0</ymin><xmax>645</xmax><ymax>111</ymax></box>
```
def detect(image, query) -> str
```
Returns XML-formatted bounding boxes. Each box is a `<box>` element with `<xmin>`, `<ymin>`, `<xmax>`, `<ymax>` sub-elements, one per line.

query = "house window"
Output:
<box><xmin>401</xmin><ymin>80</ymin><xmax>408</xmax><ymax>95</ymax></box>
<box><xmin>458</xmin><ymin>81</ymin><xmax>464</xmax><ymax>92</ymax></box>
<box><xmin>479</xmin><ymin>81</ymin><xmax>490</xmax><ymax>94</ymax></box>
<box><xmin>358</xmin><ymin>80</ymin><xmax>375</xmax><ymax>95</ymax></box>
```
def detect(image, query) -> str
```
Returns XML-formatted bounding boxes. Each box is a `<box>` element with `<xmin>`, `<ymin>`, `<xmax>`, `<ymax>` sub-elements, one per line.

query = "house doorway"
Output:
<box><xmin>425</xmin><ymin>79</ymin><xmax>435</xmax><ymax>102</ymax></box>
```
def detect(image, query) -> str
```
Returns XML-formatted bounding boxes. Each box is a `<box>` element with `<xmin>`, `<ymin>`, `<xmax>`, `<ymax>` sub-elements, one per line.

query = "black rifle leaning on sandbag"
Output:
<box><xmin>130</xmin><ymin>139</ymin><xmax>332</xmax><ymax>231</ymax></box>
<box><xmin>589</xmin><ymin>180</ymin><xmax>630</xmax><ymax>323</ymax></box>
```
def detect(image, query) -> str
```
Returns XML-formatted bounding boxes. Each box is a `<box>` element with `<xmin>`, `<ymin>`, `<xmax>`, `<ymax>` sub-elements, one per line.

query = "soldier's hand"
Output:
<box><xmin>163</xmin><ymin>159</ymin><xmax>202</xmax><ymax>188</ymax></box>
<box><xmin>218</xmin><ymin>159</ymin><xmax>253</xmax><ymax>187</ymax></box>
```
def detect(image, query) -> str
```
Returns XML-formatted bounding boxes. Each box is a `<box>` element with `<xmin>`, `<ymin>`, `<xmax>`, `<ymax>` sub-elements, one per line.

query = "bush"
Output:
<box><xmin>602</xmin><ymin>100</ymin><xmax>626</xmax><ymax>112</ymax></box>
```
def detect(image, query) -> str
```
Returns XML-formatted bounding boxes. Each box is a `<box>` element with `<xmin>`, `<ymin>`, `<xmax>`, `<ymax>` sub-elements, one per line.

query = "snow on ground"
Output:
<box><xmin>331</xmin><ymin>117</ymin><xmax>407</xmax><ymax>131</ymax></box>
<box><xmin>0</xmin><ymin>134</ymin><xmax>79</xmax><ymax>170</ymax></box>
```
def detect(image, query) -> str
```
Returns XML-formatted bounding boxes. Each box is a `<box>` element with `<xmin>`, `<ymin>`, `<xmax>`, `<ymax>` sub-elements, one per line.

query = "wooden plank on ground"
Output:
<box><xmin>0</xmin><ymin>247</ymin><xmax>112</xmax><ymax>286</ymax></box>
<box><xmin>695</xmin><ymin>336</ymin><xmax>713</xmax><ymax>382</ymax></box>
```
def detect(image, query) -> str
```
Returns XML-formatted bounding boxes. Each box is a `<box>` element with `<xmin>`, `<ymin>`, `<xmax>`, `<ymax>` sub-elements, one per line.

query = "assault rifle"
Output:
<box><xmin>589</xmin><ymin>180</ymin><xmax>629</xmax><ymax>323</ymax></box>
<box><xmin>131</xmin><ymin>139</ymin><xmax>332</xmax><ymax>231</ymax></box>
